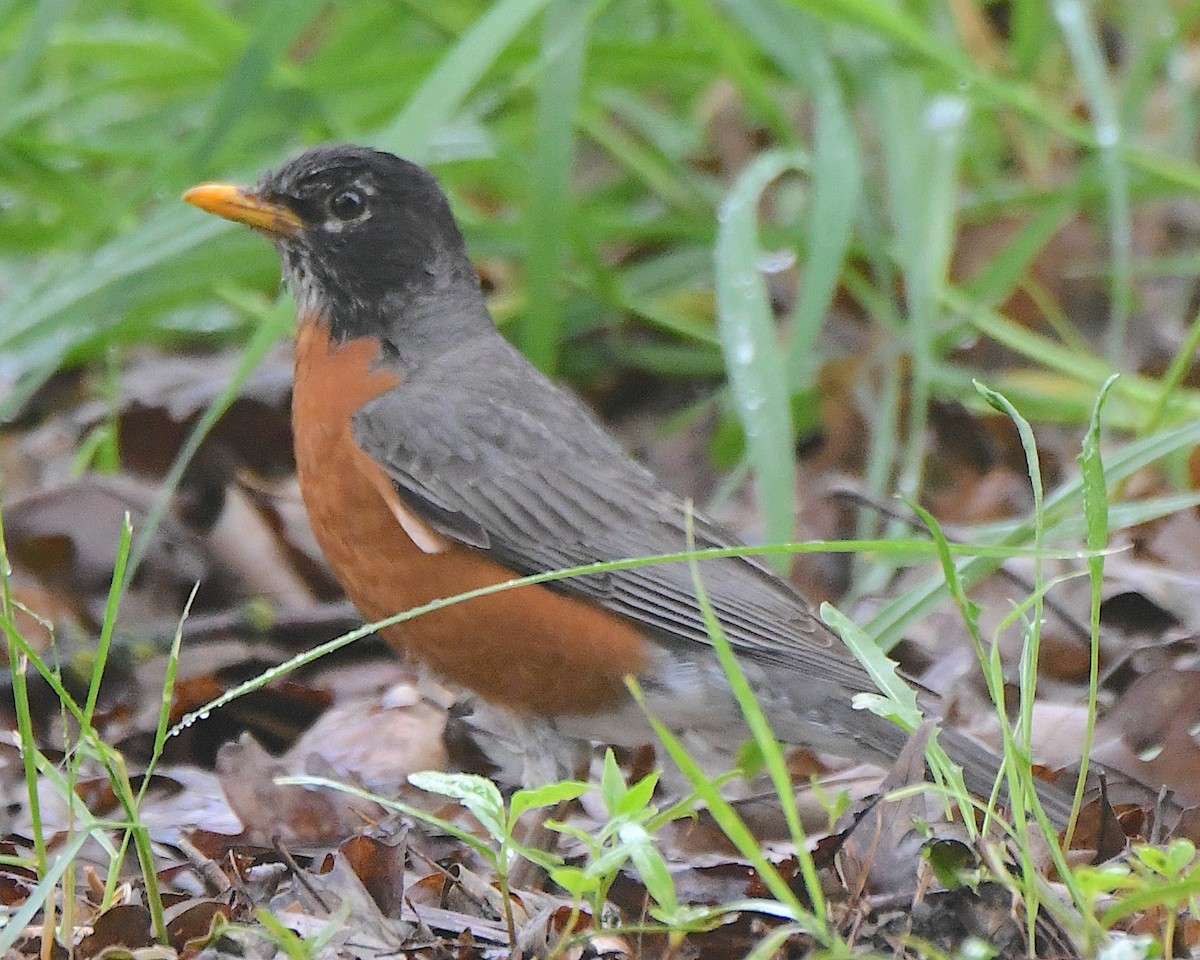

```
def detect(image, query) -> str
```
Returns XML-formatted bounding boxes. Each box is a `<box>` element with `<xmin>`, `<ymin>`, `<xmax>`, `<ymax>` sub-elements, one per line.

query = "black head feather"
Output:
<box><xmin>257</xmin><ymin>145</ymin><xmax>484</xmax><ymax>345</ymax></box>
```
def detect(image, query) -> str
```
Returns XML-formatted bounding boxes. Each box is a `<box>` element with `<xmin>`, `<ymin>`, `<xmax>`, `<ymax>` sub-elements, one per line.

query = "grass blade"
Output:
<box><xmin>1053</xmin><ymin>0</ymin><xmax>1132</xmax><ymax>362</ymax></box>
<box><xmin>519</xmin><ymin>0</ymin><xmax>595</xmax><ymax>373</ymax></box>
<box><xmin>376</xmin><ymin>0</ymin><xmax>553</xmax><ymax>158</ymax></box>
<box><xmin>715</xmin><ymin>150</ymin><xmax>805</xmax><ymax>565</ymax></box>
<box><xmin>722</xmin><ymin>0</ymin><xmax>861</xmax><ymax>392</ymax></box>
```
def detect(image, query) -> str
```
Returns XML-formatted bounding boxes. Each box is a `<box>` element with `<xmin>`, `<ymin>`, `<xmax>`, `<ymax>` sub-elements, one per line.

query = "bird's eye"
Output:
<box><xmin>329</xmin><ymin>189</ymin><xmax>365</xmax><ymax>221</ymax></box>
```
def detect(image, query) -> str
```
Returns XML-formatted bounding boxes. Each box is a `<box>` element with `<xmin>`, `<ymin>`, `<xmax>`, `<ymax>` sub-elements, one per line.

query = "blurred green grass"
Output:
<box><xmin>4</xmin><ymin>0</ymin><xmax>1200</xmax><ymax>556</ymax></box>
<box><xmin>10</xmin><ymin>6</ymin><xmax>1200</xmax><ymax>947</ymax></box>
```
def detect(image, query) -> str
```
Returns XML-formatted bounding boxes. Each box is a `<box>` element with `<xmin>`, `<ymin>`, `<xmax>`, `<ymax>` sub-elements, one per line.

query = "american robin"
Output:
<box><xmin>183</xmin><ymin>144</ymin><xmax>1074</xmax><ymax>826</ymax></box>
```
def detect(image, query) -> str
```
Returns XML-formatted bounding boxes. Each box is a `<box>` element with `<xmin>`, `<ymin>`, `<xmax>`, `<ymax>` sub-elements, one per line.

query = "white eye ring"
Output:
<box><xmin>329</xmin><ymin>189</ymin><xmax>366</xmax><ymax>221</ymax></box>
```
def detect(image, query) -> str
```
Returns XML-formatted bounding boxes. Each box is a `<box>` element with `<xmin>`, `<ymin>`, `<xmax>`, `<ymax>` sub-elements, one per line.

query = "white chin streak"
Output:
<box><xmin>279</xmin><ymin>246</ymin><xmax>324</xmax><ymax>320</ymax></box>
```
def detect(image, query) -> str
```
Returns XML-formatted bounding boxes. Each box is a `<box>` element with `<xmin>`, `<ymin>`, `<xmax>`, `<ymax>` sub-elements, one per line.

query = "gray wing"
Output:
<box><xmin>353</xmin><ymin>337</ymin><xmax>870</xmax><ymax>688</ymax></box>
<box><xmin>355</xmin><ymin>341</ymin><xmax>1088</xmax><ymax>829</ymax></box>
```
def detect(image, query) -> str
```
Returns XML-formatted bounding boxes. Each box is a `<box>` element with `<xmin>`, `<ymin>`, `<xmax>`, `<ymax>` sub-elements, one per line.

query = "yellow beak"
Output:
<box><xmin>182</xmin><ymin>183</ymin><xmax>303</xmax><ymax>237</ymax></box>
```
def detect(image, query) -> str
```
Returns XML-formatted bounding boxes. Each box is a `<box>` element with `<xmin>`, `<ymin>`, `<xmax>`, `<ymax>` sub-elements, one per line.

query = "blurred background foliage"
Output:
<box><xmin>4</xmin><ymin>0</ymin><xmax>1200</xmax><ymax>554</ymax></box>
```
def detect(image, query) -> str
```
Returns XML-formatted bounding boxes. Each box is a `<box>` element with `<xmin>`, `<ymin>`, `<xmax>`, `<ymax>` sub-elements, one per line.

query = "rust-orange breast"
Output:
<box><xmin>291</xmin><ymin>317</ymin><xmax>649</xmax><ymax>716</ymax></box>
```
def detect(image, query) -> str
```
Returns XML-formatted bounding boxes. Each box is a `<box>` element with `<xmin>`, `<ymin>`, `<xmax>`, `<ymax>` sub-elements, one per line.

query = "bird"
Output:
<box><xmin>183</xmin><ymin>143</ymin><xmax>1075</xmax><ymax>827</ymax></box>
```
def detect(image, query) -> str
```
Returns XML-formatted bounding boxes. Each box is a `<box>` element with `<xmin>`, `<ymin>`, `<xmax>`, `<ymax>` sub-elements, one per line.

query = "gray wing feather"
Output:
<box><xmin>352</xmin><ymin>337</ymin><xmax>872</xmax><ymax>690</ymax></box>
<box><xmin>351</xmin><ymin>339</ymin><xmax>1087</xmax><ymax>829</ymax></box>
